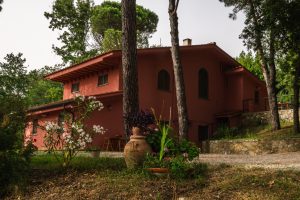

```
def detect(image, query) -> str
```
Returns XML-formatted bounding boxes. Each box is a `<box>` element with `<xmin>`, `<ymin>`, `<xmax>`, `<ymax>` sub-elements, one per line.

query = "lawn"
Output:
<box><xmin>5</xmin><ymin>154</ymin><xmax>300</xmax><ymax>200</ymax></box>
<box><xmin>213</xmin><ymin>121</ymin><xmax>300</xmax><ymax>141</ymax></box>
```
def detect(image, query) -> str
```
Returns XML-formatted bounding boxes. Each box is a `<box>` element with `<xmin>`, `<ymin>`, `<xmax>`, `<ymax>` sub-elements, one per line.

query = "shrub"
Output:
<box><xmin>0</xmin><ymin>122</ymin><xmax>36</xmax><ymax>197</ymax></box>
<box><xmin>212</xmin><ymin>124</ymin><xmax>239</xmax><ymax>139</ymax></box>
<box><xmin>43</xmin><ymin>94</ymin><xmax>105</xmax><ymax>167</ymax></box>
<box><xmin>169</xmin><ymin>156</ymin><xmax>207</xmax><ymax>179</ymax></box>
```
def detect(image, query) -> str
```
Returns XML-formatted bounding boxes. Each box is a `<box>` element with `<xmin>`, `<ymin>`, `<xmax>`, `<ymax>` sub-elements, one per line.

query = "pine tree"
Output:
<box><xmin>168</xmin><ymin>0</ymin><xmax>189</xmax><ymax>140</ymax></box>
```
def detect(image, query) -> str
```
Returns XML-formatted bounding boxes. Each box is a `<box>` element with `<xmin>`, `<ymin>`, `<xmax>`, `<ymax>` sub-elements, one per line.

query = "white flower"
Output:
<box><xmin>88</xmin><ymin>96</ymin><xmax>96</xmax><ymax>100</ymax></box>
<box><xmin>93</xmin><ymin>125</ymin><xmax>105</xmax><ymax>134</ymax></box>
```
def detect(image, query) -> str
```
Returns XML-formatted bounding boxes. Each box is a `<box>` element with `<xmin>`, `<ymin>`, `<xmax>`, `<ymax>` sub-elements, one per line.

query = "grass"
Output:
<box><xmin>213</xmin><ymin>121</ymin><xmax>300</xmax><ymax>141</ymax></box>
<box><xmin>30</xmin><ymin>154</ymin><xmax>126</xmax><ymax>172</ymax></box>
<box><xmin>7</xmin><ymin>155</ymin><xmax>300</xmax><ymax>200</ymax></box>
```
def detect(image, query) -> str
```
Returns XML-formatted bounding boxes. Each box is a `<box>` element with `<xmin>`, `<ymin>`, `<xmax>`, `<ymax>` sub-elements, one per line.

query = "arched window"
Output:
<box><xmin>198</xmin><ymin>68</ymin><xmax>208</xmax><ymax>99</ymax></box>
<box><xmin>157</xmin><ymin>69</ymin><xmax>170</xmax><ymax>91</ymax></box>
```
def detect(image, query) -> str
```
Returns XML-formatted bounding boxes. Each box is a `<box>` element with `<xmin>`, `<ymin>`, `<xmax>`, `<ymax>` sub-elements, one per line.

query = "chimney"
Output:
<box><xmin>183</xmin><ymin>38</ymin><xmax>192</xmax><ymax>46</ymax></box>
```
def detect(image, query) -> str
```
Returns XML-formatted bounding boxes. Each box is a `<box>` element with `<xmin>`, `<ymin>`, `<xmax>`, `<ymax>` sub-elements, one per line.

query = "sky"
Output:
<box><xmin>0</xmin><ymin>0</ymin><xmax>246</xmax><ymax>70</ymax></box>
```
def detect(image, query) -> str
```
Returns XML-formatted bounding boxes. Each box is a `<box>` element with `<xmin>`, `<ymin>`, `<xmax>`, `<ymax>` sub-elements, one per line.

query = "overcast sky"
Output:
<box><xmin>0</xmin><ymin>0</ymin><xmax>246</xmax><ymax>70</ymax></box>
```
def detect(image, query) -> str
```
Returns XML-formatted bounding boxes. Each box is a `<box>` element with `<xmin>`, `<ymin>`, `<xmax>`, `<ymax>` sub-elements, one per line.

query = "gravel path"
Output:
<box><xmin>198</xmin><ymin>152</ymin><xmax>300</xmax><ymax>170</ymax></box>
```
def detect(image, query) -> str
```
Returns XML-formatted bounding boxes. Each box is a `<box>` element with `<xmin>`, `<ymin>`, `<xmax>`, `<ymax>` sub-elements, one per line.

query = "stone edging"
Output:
<box><xmin>201</xmin><ymin>138</ymin><xmax>300</xmax><ymax>155</ymax></box>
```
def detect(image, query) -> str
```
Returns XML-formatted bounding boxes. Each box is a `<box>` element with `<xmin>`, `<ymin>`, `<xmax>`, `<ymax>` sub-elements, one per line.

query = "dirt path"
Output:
<box><xmin>198</xmin><ymin>152</ymin><xmax>300</xmax><ymax>170</ymax></box>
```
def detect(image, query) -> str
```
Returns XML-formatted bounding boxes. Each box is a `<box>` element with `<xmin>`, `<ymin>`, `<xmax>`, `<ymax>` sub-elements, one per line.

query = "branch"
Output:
<box><xmin>171</xmin><ymin>0</ymin><xmax>180</xmax><ymax>16</ymax></box>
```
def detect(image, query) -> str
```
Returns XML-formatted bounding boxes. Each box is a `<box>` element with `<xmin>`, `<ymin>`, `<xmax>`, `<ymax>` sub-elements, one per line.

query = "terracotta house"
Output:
<box><xmin>25</xmin><ymin>41</ymin><xmax>268</xmax><ymax>150</ymax></box>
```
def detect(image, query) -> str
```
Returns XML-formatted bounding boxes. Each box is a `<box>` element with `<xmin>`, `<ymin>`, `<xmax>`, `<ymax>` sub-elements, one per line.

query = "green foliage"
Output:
<box><xmin>145</xmin><ymin>131</ymin><xmax>161</xmax><ymax>152</ymax></box>
<box><xmin>91</xmin><ymin>1</ymin><xmax>158</xmax><ymax>51</ymax></box>
<box><xmin>0</xmin><ymin>53</ymin><xmax>29</xmax><ymax>98</ymax></box>
<box><xmin>43</xmin><ymin>95</ymin><xmax>104</xmax><ymax>167</ymax></box>
<box><xmin>45</xmin><ymin>0</ymin><xmax>158</xmax><ymax>63</ymax></box>
<box><xmin>27</xmin><ymin>66</ymin><xmax>63</xmax><ymax>106</ymax></box>
<box><xmin>31</xmin><ymin>154</ymin><xmax>126</xmax><ymax>172</ymax></box>
<box><xmin>0</xmin><ymin>53</ymin><xmax>45</xmax><ymax>197</ymax></box>
<box><xmin>0</xmin><ymin>116</ymin><xmax>36</xmax><ymax>198</ymax></box>
<box><xmin>146</xmin><ymin>131</ymin><xmax>199</xmax><ymax>161</ymax></box>
<box><xmin>236</xmin><ymin>51</ymin><xmax>263</xmax><ymax>80</ymax></box>
<box><xmin>169</xmin><ymin>156</ymin><xmax>207</xmax><ymax>180</ymax></box>
<box><xmin>44</xmin><ymin>0</ymin><xmax>97</xmax><ymax>64</ymax></box>
<box><xmin>158</xmin><ymin>124</ymin><xmax>172</xmax><ymax>161</ymax></box>
<box><xmin>174</xmin><ymin>139</ymin><xmax>200</xmax><ymax>161</ymax></box>
<box><xmin>101</xmin><ymin>28</ymin><xmax>122</xmax><ymax>52</ymax></box>
<box><xmin>213</xmin><ymin>124</ymin><xmax>239</xmax><ymax>140</ymax></box>
<box><xmin>143</xmin><ymin>153</ymin><xmax>170</xmax><ymax>168</ymax></box>
<box><xmin>143</xmin><ymin>154</ymin><xmax>207</xmax><ymax>180</ymax></box>
<box><xmin>0</xmin><ymin>151</ymin><xmax>28</xmax><ymax>197</ymax></box>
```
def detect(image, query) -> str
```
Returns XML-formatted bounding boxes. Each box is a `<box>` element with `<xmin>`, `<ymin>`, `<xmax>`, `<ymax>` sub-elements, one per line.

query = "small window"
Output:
<box><xmin>157</xmin><ymin>69</ymin><xmax>170</xmax><ymax>91</ymax></box>
<box><xmin>32</xmin><ymin>119</ymin><xmax>38</xmax><ymax>135</ymax></box>
<box><xmin>98</xmin><ymin>74</ymin><xmax>108</xmax><ymax>86</ymax></box>
<box><xmin>254</xmin><ymin>90</ymin><xmax>259</xmax><ymax>104</ymax></box>
<box><xmin>71</xmin><ymin>82</ymin><xmax>79</xmax><ymax>93</ymax></box>
<box><xmin>198</xmin><ymin>68</ymin><xmax>208</xmax><ymax>99</ymax></box>
<box><xmin>198</xmin><ymin>125</ymin><xmax>209</xmax><ymax>141</ymax></box>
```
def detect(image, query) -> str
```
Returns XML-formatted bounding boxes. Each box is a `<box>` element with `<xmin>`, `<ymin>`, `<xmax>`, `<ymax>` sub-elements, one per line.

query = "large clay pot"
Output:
<box><xmin>124</xmin><ymin>127</ymin><xmax>152</xmax><ymax>169</ymax></box>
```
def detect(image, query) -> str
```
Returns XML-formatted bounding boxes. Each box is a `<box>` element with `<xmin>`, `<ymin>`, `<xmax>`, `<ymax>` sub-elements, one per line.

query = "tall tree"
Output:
<box><xmin>0</xmin><ymin>53</ymin><xmax>29</xmax><ymax>98</ymax></box>
<box><xmin>45</xmin><ymin>0</ymin><xmax>97</xmax><ymax>65</ymax></box>
<box><xmin>236</xmin><ymin>51</ymin><xmax>263</xmax><ymax>80</ymax></box>
<box><xmin>220</xmin><ymin>0</ymin><xmax>283</xmax><ymax>130</ymax></box>
<box><xmin>90</xmin><ymin>1</ymin><xmax>158</xmax><ymax>52</ymax></box>
<box><xmin>0</xmin><ymin>0</ymin><xmax>3</xmax><ymax>12</ymax></box>
<box><xmin>122</xmin><ymin>0</ymin><xmax>139</xmax><ymax>137</ymax></box>
<box><xmin>168</xmin><ymin>0</ymin><xmax>189</xmax><ymax>140</ymax></box>
<box><xmin>278</xmin><ymin>0</ymin><xmax>300</xmax><ymax>133</ymax></box>
<box><xmin>27</xmin><ymin>66</ymin><xmax>63</xmax><ymax>107</ymax></box>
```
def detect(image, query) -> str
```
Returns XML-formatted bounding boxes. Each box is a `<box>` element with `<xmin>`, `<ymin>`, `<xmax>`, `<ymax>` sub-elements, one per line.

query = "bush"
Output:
<box><xmin>212</xmin><ymin>124</ymin><xmax>239</xmax><ymax>140</ymax></box>
<box><xmin>169</xmin><ymin>156</ymin><xmax>207</xmax><ymax>179</ymax></box>
<box><xmin>146</xmin><ymin>133</ymin><xmax>199</xmax><ymax>161</ymax></box>
<box><xmin>0</xmin><ymin>113</ymin><xmax>36</xmax><ymax>197</ymax></box>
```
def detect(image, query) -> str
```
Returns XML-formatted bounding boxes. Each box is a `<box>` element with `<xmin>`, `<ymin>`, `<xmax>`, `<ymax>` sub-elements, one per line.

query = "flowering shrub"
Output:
<box><xmin>43</xmin><ymin>94</ymin><xmax>105</xmax><ymax>167</ymax></box>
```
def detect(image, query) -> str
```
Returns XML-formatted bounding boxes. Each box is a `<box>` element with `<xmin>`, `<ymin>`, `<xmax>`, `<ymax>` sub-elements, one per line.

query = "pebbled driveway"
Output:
<box><xmin>198</xmin><ymin>152</ymin><xmax>300</xmax><ymax>170</ymax></box>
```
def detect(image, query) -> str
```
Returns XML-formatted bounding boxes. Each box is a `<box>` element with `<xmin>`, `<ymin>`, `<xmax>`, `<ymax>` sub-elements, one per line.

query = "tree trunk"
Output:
<box><xmin>293</xmin><ymin>56</ymin><xmax>300</xmax><ymax>133</ymax></box>
<box><xmin>168</xmin><ymin>0</ymin><xmax>189</xmax><ymax>140</ymax></box>
<box><xmin>122</xmin><ymin>0</ymin><xmax>139</xmax><ymax>138</ymax></box>
<box><xmin>249</xmin><ymin>0</ymin><xmax>280</xmax><ymax>130</ymax></box>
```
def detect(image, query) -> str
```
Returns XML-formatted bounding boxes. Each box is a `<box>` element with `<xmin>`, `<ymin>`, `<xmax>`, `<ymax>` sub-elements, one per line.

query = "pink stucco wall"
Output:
<box><xmin>63</xmin><ymin>66</ymin><xmax>120</xmax><ymax>99</ymax></box>
<box><xmin>26</xmin><ymin>46</ymin><xmax>268</xmax><ymax>149</ymax></box>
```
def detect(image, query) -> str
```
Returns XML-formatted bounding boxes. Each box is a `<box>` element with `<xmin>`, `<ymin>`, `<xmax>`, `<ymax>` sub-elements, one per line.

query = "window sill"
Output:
<box><xmin>97</xmin><ymin>83</ymin><xmax>108</xmax><ymax>87</ymax></box>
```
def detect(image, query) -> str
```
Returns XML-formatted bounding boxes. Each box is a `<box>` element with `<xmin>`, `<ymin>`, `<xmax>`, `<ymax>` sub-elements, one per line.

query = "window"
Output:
<box><xmin>157</xmin><ymin>69</ymin><xmax>170</xmax><ymax>91</ymax></box>
<box><xmin>198</xmin><ymin>125</ymin><xmax>209</xmax><ymax>141</ymax></box>
<box><xmin>58</xmin><ymin>112</ymin><xmax>64</xmax><ymax>127</ymax></box>
<box><xmin>71</xmin><ymin>82</ymin><xmax>79</xmax><ymax>93</ymax></box>
<box><xmin>254</xmin><ymin>90</ymin><xmax>259</xmax><ymax>104</ymax></box>
<box><xmin>32</xmin><ymin>119</ymin><xmax>38</xmax><ymax>135</ymax></box>
<box><xmin>98</xmin><ymin>74</ymin><xmax>108</xmax><ymax>86</ymax></box>
<box><xmin>198</xmin><ymin>68</ymin><xmax>208</xmax><ymax>99</ymax></box>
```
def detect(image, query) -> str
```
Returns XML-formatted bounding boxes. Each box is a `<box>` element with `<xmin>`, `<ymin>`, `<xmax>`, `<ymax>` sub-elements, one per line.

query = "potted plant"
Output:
<box><xmin>123</xmin><ymin>110</ymin><xmax>155</xmax><ymax>169</ymax></box>
<box><xmin>143</xmin><ymin>108</ymin><xmax>173</xmax><ymax>175</ymax></box>
<box><xmin>87</xmin><ymin>145</ymin><xmax>101</xmax><ymax>158</ymax></box>
<box><xmin>144</xmin><ymin>108</ymin><xmax>201</xmax><ymax>177</ymax></box>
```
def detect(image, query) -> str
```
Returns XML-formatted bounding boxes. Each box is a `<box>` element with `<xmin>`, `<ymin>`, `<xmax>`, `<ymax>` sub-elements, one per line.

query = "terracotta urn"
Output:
<box><xmin>124</xmin><ymin>127</ymin><xmax>152</xmax><ymax>169</ymax></box>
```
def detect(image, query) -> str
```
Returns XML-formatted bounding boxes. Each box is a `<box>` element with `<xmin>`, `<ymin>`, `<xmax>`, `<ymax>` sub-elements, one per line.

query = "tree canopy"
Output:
<box><xmin>236</xmin><ymin>51</ymin><xmax>263</xmax><ymax>80</ymax></box>
<box><xmin>27</xmin><ymin>66</ymin><xmax>63</xmax><ymax>107</ymax></box>
<box><xmin>91</xmin><ymin>1</ymin><xmax>158</xmax><ymax>50</ymax></box>
<box><xmin>44</xmin><ymin>0</ymin><xmax>97</xmax><ymax>65</ymax></box>
<box><xmin>45</xmin><ymin>0</ymin><xmax>158</xmax><ymax>65</ymax></box>
<box><xmin>0</xmin><ymin>53</ymin><xmax>28</xmax><ymax>98</ymax></box>
<box><xmin>220</xmin><ymin>0</ymin><xmax>286</xmax><ymax>130</ymax></box>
